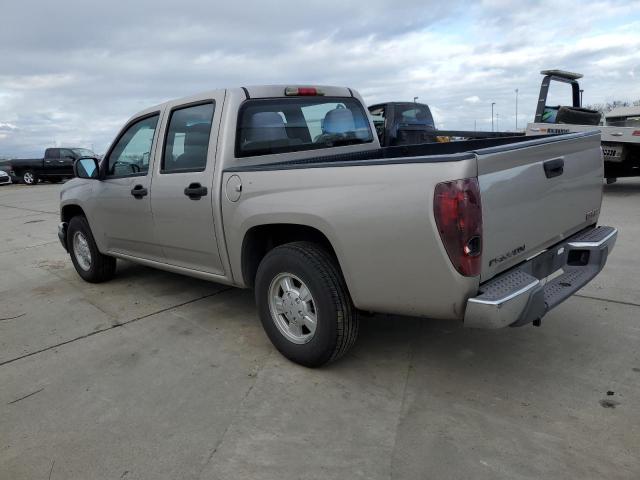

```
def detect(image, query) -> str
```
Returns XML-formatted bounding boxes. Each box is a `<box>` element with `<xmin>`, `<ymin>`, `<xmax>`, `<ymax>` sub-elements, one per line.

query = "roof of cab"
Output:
<box><xmin>242</xmin><ymin>85</ymin><xmax>353</xmax><ymax>99</ymax></box>
<box><xmin>125</xmin><ymin>85</ymin><xmax>356</xmax><ymax>123</ymax></box>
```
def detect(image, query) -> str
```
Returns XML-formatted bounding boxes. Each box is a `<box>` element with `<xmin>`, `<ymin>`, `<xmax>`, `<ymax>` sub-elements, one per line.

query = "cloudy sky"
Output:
<box><xmin>1</xmin><ymin>0</ymin><xmax>639</xmax><ymax>157</ymax></box>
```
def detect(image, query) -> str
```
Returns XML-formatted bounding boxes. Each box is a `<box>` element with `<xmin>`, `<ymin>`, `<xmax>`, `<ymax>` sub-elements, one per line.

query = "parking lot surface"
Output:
<box><xmin>1</xmin><ymin>181</ymin><xmax>639</xmax><ymax>479</ymax></box>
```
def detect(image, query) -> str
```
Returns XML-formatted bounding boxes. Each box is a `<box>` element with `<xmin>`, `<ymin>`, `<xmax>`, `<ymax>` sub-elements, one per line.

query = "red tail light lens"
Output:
<box><xmin>433</xmin><ymin>178</ymin><xmax>482</xmax><ymax>277</ymax></box>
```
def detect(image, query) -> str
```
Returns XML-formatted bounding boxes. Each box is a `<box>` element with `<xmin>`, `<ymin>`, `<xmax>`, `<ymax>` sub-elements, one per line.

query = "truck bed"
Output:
<box><xmin>223</xmin><ymin>130</ymin><xmax>604</xmax><ymax>318</ymax></box>
<box><xmin>225</xmin><ymin>132</ymin><xmax>586</xmax><ymax>171</ymax></box>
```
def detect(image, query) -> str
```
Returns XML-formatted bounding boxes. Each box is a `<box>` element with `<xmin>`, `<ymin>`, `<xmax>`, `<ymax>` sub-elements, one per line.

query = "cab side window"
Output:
<box><xmin>106</xmin><ymin>114</ymin><xmax>159</xmax><ymax>177</ymax></box>
<box><xmin>46</xmin><ymin>148</ymin><xmax>60</xmax><ymax>159</ymax></box>
<box><xmin>59</xmin><ymin>148</ymin><xmax>75</xmax><ymax>159</ymax></box>
<box><xmin>162</xmin><ymin>102</ymin><xmax>214</xmax><ymax>173</ymax></box>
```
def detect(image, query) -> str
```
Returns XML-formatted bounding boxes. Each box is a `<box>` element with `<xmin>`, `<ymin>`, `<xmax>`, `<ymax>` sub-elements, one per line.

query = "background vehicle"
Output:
<box><xmin>0</xmin><ymin>169</ymin><xmax>11</xmax><ymax>185</ymax></box>
<box><xmin>526</xmin><ymin>70</ymin><xmax>640</xmax><ymax>181</ymax></box>
<box><xmin>369</xmin><ymin>101</ymin><xmax>520</xmax><ymax>147</ymax></box>
<box><xmin>8</xmin><ymin>147</ymin><xmax>97</xmax><ymax>185</ymax></box>
<box><xmin>59</xmin><ymin>85</ymin><xmax>615</xmax><ymax>367</ymax></box>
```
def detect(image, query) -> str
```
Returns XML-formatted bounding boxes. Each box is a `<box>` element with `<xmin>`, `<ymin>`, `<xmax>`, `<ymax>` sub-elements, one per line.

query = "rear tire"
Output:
<box><xmin>22</xmin><ymin>170</ymin><xmax>38</xmax><ymax>185</ymax></box>
<box><xmin>67</xmin><ymin>216</ymin><xmax>116</xmax><ymax>283</ymax></box>
<box><xmin>255</xmin><ymin>241</ymin><xmax>358</xmax><ymax>367</ymax></box>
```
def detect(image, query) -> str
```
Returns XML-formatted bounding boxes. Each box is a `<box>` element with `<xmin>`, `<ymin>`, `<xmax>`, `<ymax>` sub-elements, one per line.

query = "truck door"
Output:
<box><xmin>43</xmin><ymin>148</ymin><xmax>61</xmax><ymax>175</ymax></box>
<box><xmin>149</xmin><ymin>94</ymin><xmax>225</xmax><ymax>275</ymax></box>
<box><xmin>58</xmin><ymin>148</ymin><xmax>78</xmax><ymax>176</ymax></box>
<box><xmin>89</xmin><ymin>111</ymin><xmax>164</xmax><ymax>261</ymax></box>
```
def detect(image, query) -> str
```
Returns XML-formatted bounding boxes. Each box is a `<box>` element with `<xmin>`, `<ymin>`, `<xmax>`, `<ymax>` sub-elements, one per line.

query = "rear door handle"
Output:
<box><xmin>131</xmin><ymin>184</ymin><xmax>148</xmax><ymax>198</ymax></box>
<box><xmin>184</xmin><ymin>182</ymin><xmax>208</xmax><ymax>200</ymax></box>
<box><xmin>543</xmin><ymin>158</ymin><xmax>564</xmax><ymax>178</ymax></box>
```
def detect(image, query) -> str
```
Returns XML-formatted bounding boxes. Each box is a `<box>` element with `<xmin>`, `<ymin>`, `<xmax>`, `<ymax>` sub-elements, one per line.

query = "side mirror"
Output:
<box><xmin>74</xmin><ymin>157</ymin><xmax>100</xmax><ymax>179</ymax></box>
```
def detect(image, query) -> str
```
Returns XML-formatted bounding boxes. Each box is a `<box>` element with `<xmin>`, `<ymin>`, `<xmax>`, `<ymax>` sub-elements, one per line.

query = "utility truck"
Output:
<box><xmin>526</xmin><ymin>70</ymin><xmax>640</xmax><ymax>181</ymax></box>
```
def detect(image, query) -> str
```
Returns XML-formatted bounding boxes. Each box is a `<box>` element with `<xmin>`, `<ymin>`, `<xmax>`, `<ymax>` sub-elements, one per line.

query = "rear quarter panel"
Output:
<box><xmin>222</xmin><ymin>157</ymin><xmax>479</xmax><ymax>320</ymax></box>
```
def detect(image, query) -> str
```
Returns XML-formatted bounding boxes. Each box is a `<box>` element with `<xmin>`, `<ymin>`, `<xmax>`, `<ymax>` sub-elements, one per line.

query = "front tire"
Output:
<box><xmin>67</xmin><ymin>216</ymin><xmax>116</xmax><ymax>283</ymax></box>
<box><xmin>22</xmin><ymin>170</ymin><xmax>38</xmax><ymax>185</ymax></box>
<box><xmin>255</xmin><ymin>241</ymin><xmax>358</xmax><ymax>367</ymax></box>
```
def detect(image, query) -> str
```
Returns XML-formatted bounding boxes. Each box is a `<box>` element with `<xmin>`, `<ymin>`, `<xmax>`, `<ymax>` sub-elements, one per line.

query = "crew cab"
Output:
<box><xmin>58</xmin><ymin>85</ymin><xmax>617</xmax><ymax>367</ymax></box>
<box><xmin>8</xmin><ymin>147</ymin><xmax>96</xmax><ymax>185</ymax></box>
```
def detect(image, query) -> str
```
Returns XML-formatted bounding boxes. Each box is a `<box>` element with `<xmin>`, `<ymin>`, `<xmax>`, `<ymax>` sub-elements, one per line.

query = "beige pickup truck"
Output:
<box><xmin>59</xmin><ymin>85</ymin><xmax>617</xmax><ymax>367</ymax></box>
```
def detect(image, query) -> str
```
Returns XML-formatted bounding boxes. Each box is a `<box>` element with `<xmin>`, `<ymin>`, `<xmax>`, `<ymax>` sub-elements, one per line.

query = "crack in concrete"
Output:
<box><xmin>0</xmin><ymin>313</ymin><xmax>26</xmax><ymax>322</ymax></box>
<box><xmin>196</xmin><ymin>351</ymin><xmax>272</xmax><ymax>479</ymax></box>
<box><xmin>575</xmin><ymin>293</ymin><xmax>640</xmax><ymax>309</ymax></box>
<box><xmin>389</xmin><ymin>321</ymin><xmax>418</xmax><ymax>480</ymax></box>
<box><xmin>0</xmin><ymin>287</ymin><xmax>233</xmax><ymax>368</ymax></box>
<box><xmin>7</xmin><ymin>387</ymin><xmax>44</xmax><ymax>405</ymax></box>
<box><xmin>0</xmin><ymin>203</ymin><xmax>58</xmax><ymax>215</ymax></box>
<box><xmin>0</xmin><ymin>241</ymin><xmax>59</xmax><ymax>255</ymax></box>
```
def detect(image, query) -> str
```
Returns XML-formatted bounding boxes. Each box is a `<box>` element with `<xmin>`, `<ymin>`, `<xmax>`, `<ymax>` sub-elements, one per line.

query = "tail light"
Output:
<box><xmin>433</xmin><ymin>178</ymin><xmax>482</xmax><ymax>276</ymax></box>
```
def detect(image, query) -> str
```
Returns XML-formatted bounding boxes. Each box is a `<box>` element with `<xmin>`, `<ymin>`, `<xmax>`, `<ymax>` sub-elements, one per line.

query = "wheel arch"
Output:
<box><xmin>61</xmin><ymin>204</ymin><xmax>87</xmax><ymax>224</ymax></box>
<box><xmin>240</xmin><ymin>223</ymin><xmax>345</xmax><ymax>289</ymax></box>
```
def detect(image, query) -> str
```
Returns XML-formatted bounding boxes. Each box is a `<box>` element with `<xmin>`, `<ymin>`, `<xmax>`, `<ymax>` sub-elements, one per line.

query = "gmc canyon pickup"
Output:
<box><xmin>8</xmin><ymin>147</ymin><xmax>97</xmax><ymax>184</ymax></box>
<box><xmin>58</xmin><ymin>85</ymin><xmax>617</xmax><ymax>367</ymax></box>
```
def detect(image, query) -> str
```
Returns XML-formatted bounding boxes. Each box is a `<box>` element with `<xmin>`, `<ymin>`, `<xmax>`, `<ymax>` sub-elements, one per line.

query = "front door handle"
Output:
<box><xmin>131</xmin><ymin>184</ymin><xmax>148</xmax><ymax>198</ymax></box>
<box><xmin>184</xmin><ymin>182</ymin><xmax>208</xmax><ymax>200</ymax></box>
<box><xmin>543</xmin><ymin>158</ymin><xmax>564</xmax><ymax>178</ymax></box>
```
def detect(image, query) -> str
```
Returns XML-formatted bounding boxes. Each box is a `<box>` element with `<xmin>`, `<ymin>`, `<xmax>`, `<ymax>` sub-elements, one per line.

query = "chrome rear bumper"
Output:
<box><xmin>464</xmin><ymin>226</ymin><xmax>617</xmax><ymax>329</ymax></box>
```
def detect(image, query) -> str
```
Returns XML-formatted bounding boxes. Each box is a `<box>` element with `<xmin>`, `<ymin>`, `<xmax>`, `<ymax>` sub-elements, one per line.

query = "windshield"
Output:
<box><xmin>236</xmin><ymin>97</ymin><xmax>373</xmax><ymax>157</ymax></box>
<box><xmin>72</xmin><ymin>148</ymin><xmax>96</xmax><ymax>157</ymax></box>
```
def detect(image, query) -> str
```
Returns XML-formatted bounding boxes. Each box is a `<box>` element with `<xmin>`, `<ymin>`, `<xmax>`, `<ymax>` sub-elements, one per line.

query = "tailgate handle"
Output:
<box><xmin>543</xmin><ymin>158</ymin><xmax>564</xmax><ymax>178</ymax></box>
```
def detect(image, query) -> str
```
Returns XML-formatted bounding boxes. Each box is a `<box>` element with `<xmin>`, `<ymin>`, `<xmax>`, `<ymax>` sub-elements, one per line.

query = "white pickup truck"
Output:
<box><xmin>526</xmin><ymin>70</ymin><xmax>640</xmax><ymax>181</ymax></box>
<box><xmin>59</xmin><ymin>85</ymin><xmax>617</xmax><ymax>366</ymax></box>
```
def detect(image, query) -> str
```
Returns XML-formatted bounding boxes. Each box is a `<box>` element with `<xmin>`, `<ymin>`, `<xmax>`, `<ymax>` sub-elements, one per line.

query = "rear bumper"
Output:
<box><xmin>464</xmin><ymin>226</ymin><xmax>617</xmax><ymax>329</ymax></box>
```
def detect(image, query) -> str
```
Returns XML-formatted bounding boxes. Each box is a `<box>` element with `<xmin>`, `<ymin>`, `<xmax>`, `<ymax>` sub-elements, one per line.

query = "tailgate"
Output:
<box><xmin>477</xmin><ymin>131</ymin><xmax>603</xmax><ymax>282</ymax></box>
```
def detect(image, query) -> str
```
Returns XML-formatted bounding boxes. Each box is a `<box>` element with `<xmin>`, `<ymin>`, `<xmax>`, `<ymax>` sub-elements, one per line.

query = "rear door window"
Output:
<box><xmin>162</xmin><ymin>102</ymin><xmax>215</xmax><ymax>173</ymax></box>
<box><xmin>236</xmin><ymin>97</ymin><xmax>373</xmax><ymax>157</ymax></box>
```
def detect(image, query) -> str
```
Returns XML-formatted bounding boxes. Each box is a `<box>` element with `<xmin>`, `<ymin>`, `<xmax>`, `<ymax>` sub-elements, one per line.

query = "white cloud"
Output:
<box><xmin>0</xmin><ymin>0</ymin><xmax>639</xmax><ymax>155</ymax></box>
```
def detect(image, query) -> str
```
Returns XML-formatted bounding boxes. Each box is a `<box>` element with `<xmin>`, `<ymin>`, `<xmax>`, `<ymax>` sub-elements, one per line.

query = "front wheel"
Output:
<box><xmin>67</xmin><ymin>216</ymin><xmax>116</xmax><ymax>283</ymax></box>
<box><xmin>21</xmin><ymin>170</ymin><xmax>38</xmax><ymax>185</ymax></box>
<box><xmin>255</xmin><ymin>241</ymin><xmax>359</xmax><ymax>367</ymax></box>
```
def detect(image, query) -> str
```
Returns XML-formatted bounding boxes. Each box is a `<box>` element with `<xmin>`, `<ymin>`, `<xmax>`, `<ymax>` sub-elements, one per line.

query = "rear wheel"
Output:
<box><xmin>67</xmin><ymin>216</ymin><xmax>116</xmax><ymax>283</ymax></box>
<box><xmin>255</xmin><ymin>241</ymin><xmax>358</xmax><ymax>367</ymax></box>
<box><xmin>22</xmin><ymin>170</ymin><xmax>38</xmax><ymax>185</ymax></box>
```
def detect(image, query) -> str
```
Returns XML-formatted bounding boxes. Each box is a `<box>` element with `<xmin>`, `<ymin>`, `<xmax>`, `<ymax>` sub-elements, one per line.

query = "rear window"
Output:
<box><xmin>236</xmin><ymin>97</ymin><xmax>373</xmax><ymax>157</ymax></box>
<box><xmin>393</xmin><ymin>104</ymin><xmax>435</xmax><ymax>128</ymax></box>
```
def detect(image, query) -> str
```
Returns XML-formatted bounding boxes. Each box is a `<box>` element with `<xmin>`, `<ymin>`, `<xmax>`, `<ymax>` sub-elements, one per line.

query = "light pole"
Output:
<box><xmin>491</xmin><ymin>102</ymin><xmax>496</xmax><ymax>132</ymax></box>
<box><xmin>515</xmin><ymin>88</ymin><xmax>519</xmax><ymax>130</ymax></box>
<box><xmin>413</xmin><ymin>96</ymin><xmax>418</xmax><ymax>103</ymax></box>
<box><xmin>579</xmin><ymin>89</ymin><xmax>584</xmax><ymax>106</ymax></box>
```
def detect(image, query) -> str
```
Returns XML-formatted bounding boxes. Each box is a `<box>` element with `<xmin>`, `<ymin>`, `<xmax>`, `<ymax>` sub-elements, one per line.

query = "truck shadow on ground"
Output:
<box><xmin>102</xmin><ymin>261</ymin><xmax>592</xmax><ymax>388</ymax></box>
<box><xmin>603</xmin><ymin>179</ymin><xmax>640</xmax><ymax>196</ymax></box>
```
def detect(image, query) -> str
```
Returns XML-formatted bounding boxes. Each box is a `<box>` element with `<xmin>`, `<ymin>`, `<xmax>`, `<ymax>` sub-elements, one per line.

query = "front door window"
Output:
<box><xmin>106</xmin><ymin>115</ymin><xmax>159</xmax><ymax>177</ymax></box>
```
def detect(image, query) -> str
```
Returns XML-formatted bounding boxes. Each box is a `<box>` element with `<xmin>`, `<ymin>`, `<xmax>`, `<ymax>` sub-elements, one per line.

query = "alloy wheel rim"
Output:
<box><xmin>268</xmin><ymin>273</ymin><xmax>317</xmax><ymax>344</ymax></box>
<box><xmin>73</xmin><ymin>231</ymin><xmax>92</xmax><ymax>271</ymax></box>
<box><xmin>23</xmin><ymin>172</ymin><xmax>34</xmax><ymax>184</ymax></box>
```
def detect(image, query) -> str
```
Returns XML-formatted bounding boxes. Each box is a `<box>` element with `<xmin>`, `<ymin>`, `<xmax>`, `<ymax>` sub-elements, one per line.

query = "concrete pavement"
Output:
<box><xmin>0</xmin><ymin>181</ymin><xmax>639</xmax><ymax>479</ymax></box>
